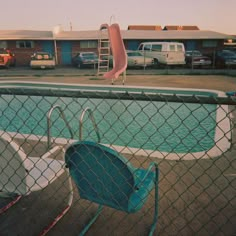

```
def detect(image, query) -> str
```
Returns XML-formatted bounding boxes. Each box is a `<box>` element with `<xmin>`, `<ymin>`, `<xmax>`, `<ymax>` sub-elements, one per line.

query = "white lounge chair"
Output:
<box><xmin>0</xmin><ymin>132</ymin><xmax>73</xmax><ymax>235</ymax></box>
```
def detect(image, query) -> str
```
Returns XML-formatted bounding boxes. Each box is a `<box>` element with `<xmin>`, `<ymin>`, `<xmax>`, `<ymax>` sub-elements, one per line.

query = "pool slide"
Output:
<box><xmin>102</xmin><ymin>23</ymin><xmax>127</xmax><ymax>84</ymax></box>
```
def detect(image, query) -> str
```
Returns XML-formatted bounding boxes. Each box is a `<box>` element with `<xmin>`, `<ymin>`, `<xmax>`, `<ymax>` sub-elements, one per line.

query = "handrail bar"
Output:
<box><xmin>79</xmin><ymin>107</ymin><xmax>101</xmax><ymax>143</ymax></box>
<box><xmin>47</xmin><ymin>105</ymin><xmax>74</xmax><ymax>149</ymax></box>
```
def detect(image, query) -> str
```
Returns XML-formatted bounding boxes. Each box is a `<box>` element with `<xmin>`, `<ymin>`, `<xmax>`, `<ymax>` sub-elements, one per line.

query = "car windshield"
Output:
<box><xmin>222</xmin><ymin>51</ymin><xmax>236</xmax><ymax>57</ymax></box>
<box><xmin>81</xmin><ymin>53</ymin><xmax>97</xmax><ymax>59</ymax></box>
<box><xmin>127</xmin><ymin>51</ymin><xmax>142</xmax><ymax>57</ymax></box>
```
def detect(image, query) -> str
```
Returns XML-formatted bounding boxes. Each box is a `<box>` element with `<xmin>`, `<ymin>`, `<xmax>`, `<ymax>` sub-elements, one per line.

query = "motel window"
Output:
<box><xmin>202</xmin><ymin>40</ymin><xmax>217</xmax><ymax>48</ymax></box>
<box><xmin>0</xmin><ymin>41</ymin><xmax>8</xmax><ymax>48</ymax></box>
<box><xmin>80</xmin><ymin>40</ymin><xmax>98</xmax><ymax>49</ymax></box>
<box><xmin>16</xmin><ymin>41</ymin><xmax>35</xmax><ymax>48</ymax></box>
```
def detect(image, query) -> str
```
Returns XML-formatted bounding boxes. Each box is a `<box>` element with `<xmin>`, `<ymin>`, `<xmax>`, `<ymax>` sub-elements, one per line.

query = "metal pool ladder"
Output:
<box><xmin>79</xmin><ymin>107</ymin><xmax>101</xmax><ymax>142</ymax></box>
<box><xmin>47</xmin><ymin>105</ymin><xmax>74</xmax><ymax>149</ymax></box>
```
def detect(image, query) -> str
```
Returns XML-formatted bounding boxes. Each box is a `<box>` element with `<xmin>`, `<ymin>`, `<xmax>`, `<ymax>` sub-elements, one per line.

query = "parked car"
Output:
<box><xmin>223</xmin><ymin>47</ymin><xmax>236</xmax><ymax>54</ymax></box>
<box><xmin>72</xmin><ymin>52</ymin><xmax>98</xmax><ymax>68</ymax></box>
<box><xmin>185</xmin><ymin>50</ymin><xmax>212</xmax><ymax>68</ymax></box>
<box><xmin>108</xmin><ymin>50</ymin><xmax>154</xmax><ymax>68</ymax></box>
<box><xmin>137</xmin><ymin>42</ymin><xmax>186</xmax><ymax>66</ymax></box>
<box><xmin>30</xmin><ymin>52</ymin><xmax>55</xmax><ymax>69</ymax></box>
<box><xmin>226</xmin><ymin>91</ymin><xmax>236</xmax><ymax>97</ymax></box>
<box><xmin>0</xmin><ymin>49</ymin><xmax>16</xmax><ymax>68</ymax></box>
<box><xmin>214</xmin><ymin>50</ymin><xmax>236</xmax><ymax>68</ymax></box>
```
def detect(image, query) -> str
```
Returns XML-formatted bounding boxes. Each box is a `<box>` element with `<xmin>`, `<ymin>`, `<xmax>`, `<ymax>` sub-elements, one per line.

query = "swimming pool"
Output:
<box><xmin>0</xmin><ymin>81</ymin><xmax>232</xmax><ymax>160</ymax></box>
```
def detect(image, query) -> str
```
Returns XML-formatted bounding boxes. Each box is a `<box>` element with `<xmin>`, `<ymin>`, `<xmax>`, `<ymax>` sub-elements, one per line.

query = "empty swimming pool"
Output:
<box><xmin>0</xmin><ymin>81</ymin><xmax>232</xmax><ymax>160</ymax></box>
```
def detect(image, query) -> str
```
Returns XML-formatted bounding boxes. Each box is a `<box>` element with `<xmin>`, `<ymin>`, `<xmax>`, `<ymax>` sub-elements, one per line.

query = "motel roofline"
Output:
<box><xmin>0</xmin><ymin>29</ymin><xmax>232</xmax><ymax>41</ymax></box>
<box><xmin>0</xmin><ymin>30</ymin><xmax>53</xmax><ymax>40</ymax></box>
<box><xmin>121</xmin><ymin>30</ymin><xmax>231</xmax><ymax>40</ymax></box>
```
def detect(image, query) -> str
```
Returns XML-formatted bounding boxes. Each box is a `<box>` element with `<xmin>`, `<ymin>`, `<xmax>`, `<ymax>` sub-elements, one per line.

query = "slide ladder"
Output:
<box><xmin>97</xmin><ymin>24</ymin><xmax>110</xmax><ymax>75</ymax></box>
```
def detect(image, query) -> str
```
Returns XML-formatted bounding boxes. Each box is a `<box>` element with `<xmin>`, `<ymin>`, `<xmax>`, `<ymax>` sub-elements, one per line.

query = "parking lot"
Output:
<box><xmin>1</xmin><ymin>66</ymin><xmax>236</xmax><ymax>78</ymax></box>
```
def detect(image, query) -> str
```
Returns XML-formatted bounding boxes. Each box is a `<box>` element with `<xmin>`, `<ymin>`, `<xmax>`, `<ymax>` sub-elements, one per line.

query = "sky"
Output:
<box><xmin>0</xmin><ymin>0</ymin><xmax>235</xmax><ymax>35</ymax></box>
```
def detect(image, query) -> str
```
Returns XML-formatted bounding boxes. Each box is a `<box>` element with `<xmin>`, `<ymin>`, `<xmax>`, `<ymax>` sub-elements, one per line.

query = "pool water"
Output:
<box><xmin>0</xmin><ymin>94</ymin><xmax>217</xmax><ymax>153</ymax></box>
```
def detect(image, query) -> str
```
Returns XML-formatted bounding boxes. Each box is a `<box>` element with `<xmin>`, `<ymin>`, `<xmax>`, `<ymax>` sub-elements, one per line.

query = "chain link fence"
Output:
<box><xmin>0</xmin><ymin>86</ymin><xmax>235</xmax><ymax>236</ymax></box>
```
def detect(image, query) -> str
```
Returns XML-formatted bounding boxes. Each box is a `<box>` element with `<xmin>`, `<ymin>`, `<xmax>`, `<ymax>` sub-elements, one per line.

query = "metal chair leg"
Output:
<box><xmin>149</xmin><ymin>168</ymin><xmax>159</xmax><ymax>236</ymax></box>
<box><xmin>39</xmin><ymin>168</ymin><xmax>74</xmax><ymax>236</ymax></box>
<box><xmin>0</xmin><ymin>194</ymin><xmax>22</xmax><ymax>214</ymax></box>
<box><xmin>79</xmin><ymin>204</ymin><xmax>103</xmax><ymax>236</ymax></box>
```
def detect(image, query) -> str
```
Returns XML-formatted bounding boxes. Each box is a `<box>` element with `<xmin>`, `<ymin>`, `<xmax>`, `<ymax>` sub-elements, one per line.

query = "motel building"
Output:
<box><xmin>0</xmin><ymin>24</ymin><xmax>234</xmax><ymax>66</ymax></box>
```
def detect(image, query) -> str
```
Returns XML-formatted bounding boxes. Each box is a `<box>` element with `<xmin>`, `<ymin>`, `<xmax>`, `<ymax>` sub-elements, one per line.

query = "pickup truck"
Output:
<box><xmin>0</xmin><ymin>49</ymin><xmax>16</xmax><ymax>68</ymax></box>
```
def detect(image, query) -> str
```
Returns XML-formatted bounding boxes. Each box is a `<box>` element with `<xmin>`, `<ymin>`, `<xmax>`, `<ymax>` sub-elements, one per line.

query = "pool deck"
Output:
<box><xmin>0</xmin><ymin>74</ymin><xmax>236</xmax><ymax>236</ymax></box>
<box><xmin>2</xmin><ymin>74</ymin><xmax>236</xmax><ymax>92</ymax></box>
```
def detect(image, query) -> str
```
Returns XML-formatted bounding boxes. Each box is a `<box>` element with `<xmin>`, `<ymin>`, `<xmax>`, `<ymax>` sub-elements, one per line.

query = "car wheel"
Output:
<box><xmin>153</xmin><ymin>58</ymin><xmax>159</xmax><ymax>68</ymax></box>
<box><xmin>186</xmin><ymin>62</ymin><xmax>192</xmax><ymax>68</ymax></box>
<box><xmin>215</xmin><ymin>61</ymin><xmax>222</xmax><ymax>69</ymax></box>
<box><xmin>11</xmin><ymin>60</ymin><xmax>16</xmax><ymax>67</ymax></box>
<box><xmin>5</xmin><ymin>60</ymin><xmax>10</xmax><ymax>69</ymax></box>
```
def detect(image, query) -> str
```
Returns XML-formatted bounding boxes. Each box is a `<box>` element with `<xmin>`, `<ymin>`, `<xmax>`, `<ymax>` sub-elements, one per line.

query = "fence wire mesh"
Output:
<box><xmin>0</xmin><ymin>87</ymin><xmax>235</xmax><ymax>236</ymax></box>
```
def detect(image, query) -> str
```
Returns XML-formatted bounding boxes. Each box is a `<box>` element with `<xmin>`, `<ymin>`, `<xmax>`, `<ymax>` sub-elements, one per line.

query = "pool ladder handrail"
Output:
<box><xmin>79</xmin><ymin>107</ymin><xmax>101</xmax><ymax>142</ymax></box>
<box><xmin>47</xmin><ymin>105</ymin><xmax>74</xmax><ymax>149</ymax></box>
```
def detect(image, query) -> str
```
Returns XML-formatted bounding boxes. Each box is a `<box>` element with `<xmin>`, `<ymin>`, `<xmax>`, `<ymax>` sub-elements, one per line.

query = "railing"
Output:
<box><xmin>47</xmin><ymin>104</ymin><xmax>74</xmax><ymax>149</ymax></box>
<box><xmin>79</xmin><ymin>107</ymin><xmax>101</xmax><ymax>142</ymax></box>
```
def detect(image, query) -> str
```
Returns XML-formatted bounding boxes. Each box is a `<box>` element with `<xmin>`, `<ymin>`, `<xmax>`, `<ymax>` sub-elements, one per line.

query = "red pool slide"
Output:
<box><xmin>102</xmin><ymin>23</ymin><xmax>127</xmax><ymax>84</ymax></box>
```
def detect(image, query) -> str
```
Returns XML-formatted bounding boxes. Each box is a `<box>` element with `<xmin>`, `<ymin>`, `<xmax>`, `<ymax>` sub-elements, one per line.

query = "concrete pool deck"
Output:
<box><xmin>0</xmin><ymin>74</ymin><xmax>235</xmax><ymax>236</ymax></box>
<box><xmin>2</xmin><ymin>74</ymin><xmax>236</xmax><ymax>92</ymax></box>
<box><xmin>1</xmin><ymin>130</ymin><xmax>235</xmax><ymax>236</ymax></box>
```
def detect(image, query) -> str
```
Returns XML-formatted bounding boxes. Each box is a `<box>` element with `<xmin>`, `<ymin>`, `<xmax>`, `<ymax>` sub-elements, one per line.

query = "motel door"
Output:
<box><xmin>186</xmin><ymin>41</ymin><xmax>196</xmax><ymax>51</ymax></box>
<box><xmin>61</xmin><ymin>41</ymin><xmax>72</xmax><ymax>65</ymax></box>
<box><xmin>42</xmin><ymin>41</ymin><xmax>54</xmax><ymax>55</ymax></box>
<box><xmin>127</xmin><ymin>41</ymin><xmax>140</xmax><ymax>50</ymax></box>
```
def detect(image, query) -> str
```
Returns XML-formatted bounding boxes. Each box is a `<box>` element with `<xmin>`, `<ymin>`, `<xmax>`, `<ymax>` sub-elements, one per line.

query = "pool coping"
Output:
<box><xmin>0</xmin><ymin>80</ymin><xmax>227</xmax><ymax>96</ymax></box>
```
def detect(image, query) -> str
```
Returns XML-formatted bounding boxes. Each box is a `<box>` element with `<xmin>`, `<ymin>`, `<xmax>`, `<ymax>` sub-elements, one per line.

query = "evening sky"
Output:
<box><xmin>1</xmin><ymin>0</ymin><xmax>235</xmax><ymax>35</ymax></box>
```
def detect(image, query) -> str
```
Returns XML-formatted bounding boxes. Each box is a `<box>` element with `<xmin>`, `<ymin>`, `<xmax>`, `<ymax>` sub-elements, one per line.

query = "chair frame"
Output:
<box><xmin>65</xmin><ymin>140</ymin><xmax>159</xmax><ymax>236</ymax></box>
<box><xmin>0</xmin><ymin>132</ymin><xmax>73</xmax><ymax>236</ymax></box>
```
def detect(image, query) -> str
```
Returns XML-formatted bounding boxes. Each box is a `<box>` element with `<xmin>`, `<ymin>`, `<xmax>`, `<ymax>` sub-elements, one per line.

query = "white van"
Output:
<box><xmin>137</xmin><ymin>42</ymin><xmax>186</xmax><ymax>66</ymax></box>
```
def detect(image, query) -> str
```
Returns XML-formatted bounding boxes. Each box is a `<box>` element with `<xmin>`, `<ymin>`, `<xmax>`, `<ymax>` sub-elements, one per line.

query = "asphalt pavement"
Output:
<box><xmin>0</xmin><ymin>66</ymin><xmax>236</xmax><ymax>77</ymax></box>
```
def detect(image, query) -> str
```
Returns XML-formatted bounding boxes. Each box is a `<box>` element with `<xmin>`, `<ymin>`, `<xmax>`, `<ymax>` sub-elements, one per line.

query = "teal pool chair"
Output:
<box><xmin>65</xmin><ymin>140</ymin><xmax>159</xmax><ymax>236</ymax></box>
